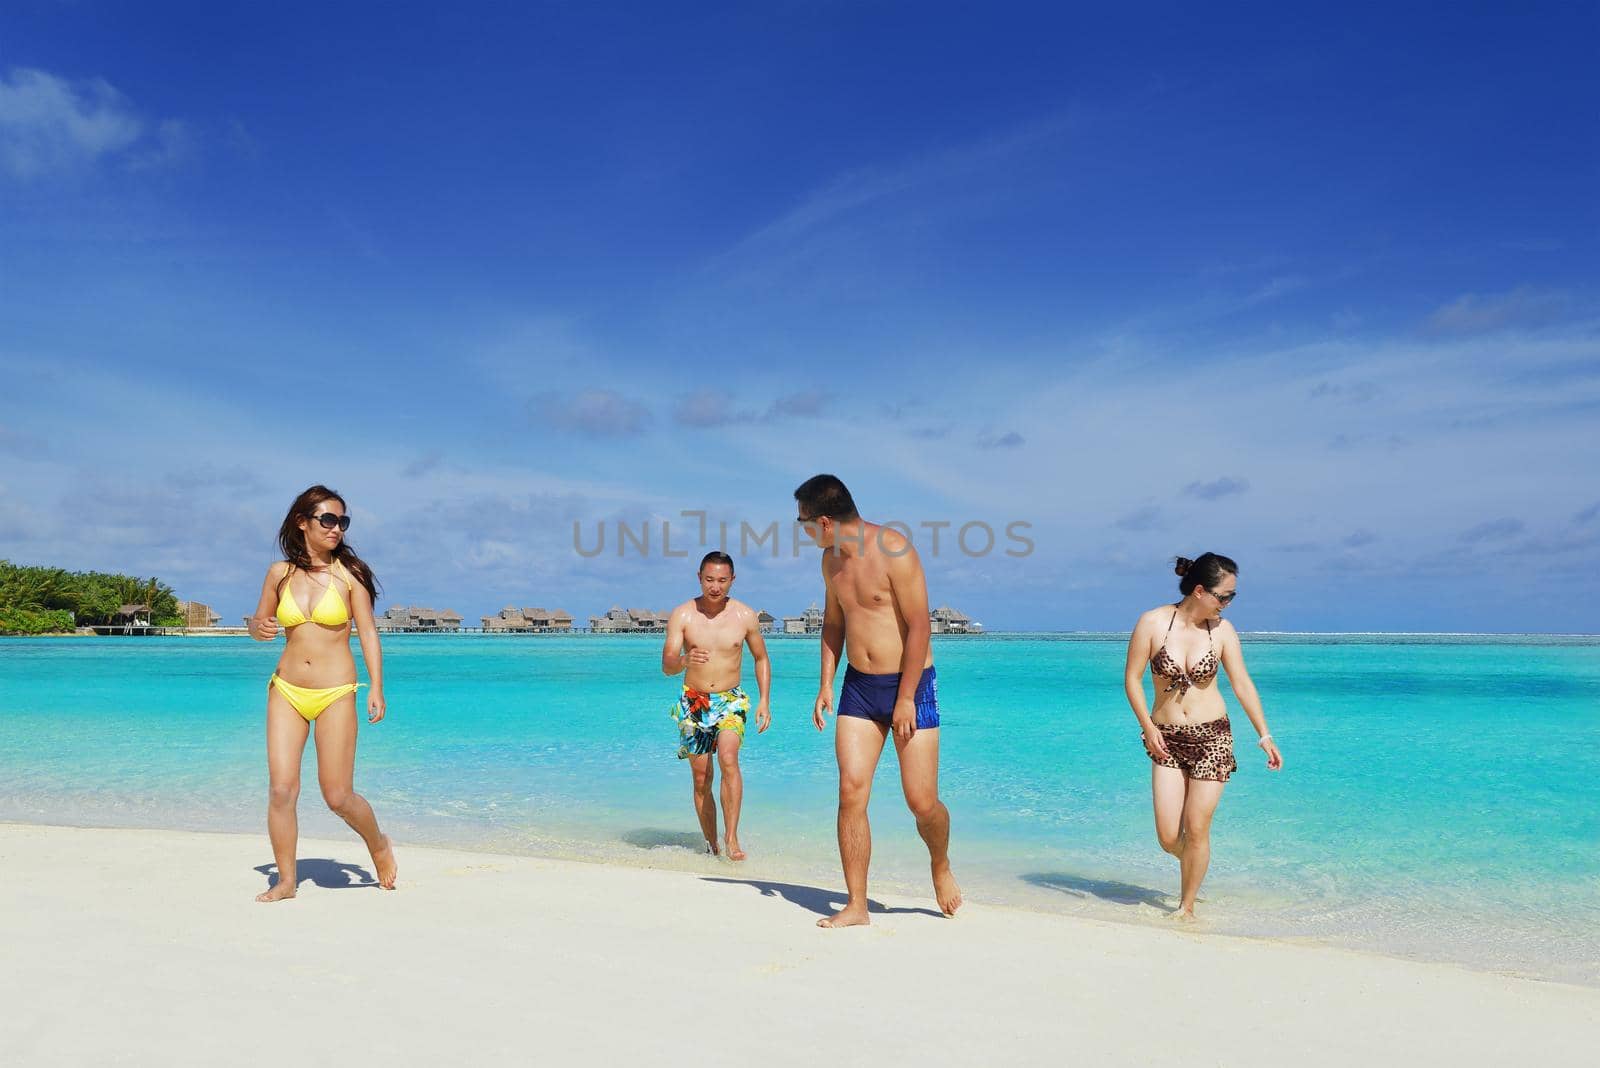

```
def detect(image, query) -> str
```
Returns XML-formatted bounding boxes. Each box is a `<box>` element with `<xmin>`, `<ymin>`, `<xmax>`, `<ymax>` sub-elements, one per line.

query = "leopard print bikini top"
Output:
<box><xmin>1150</xmin><ymin>609</ymin><xmax>1217</xmax><ymax>697</ymax></box>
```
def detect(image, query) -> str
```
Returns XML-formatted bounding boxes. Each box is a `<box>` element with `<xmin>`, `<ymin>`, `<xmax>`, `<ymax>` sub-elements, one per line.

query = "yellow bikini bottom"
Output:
<box><xmin>269</xmin><ymin>674</ymin><xmax>363</xmax><ymax>722</ymax></box>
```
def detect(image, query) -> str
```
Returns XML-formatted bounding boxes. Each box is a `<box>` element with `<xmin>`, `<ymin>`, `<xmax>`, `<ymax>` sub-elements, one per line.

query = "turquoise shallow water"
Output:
<box><xmin>1</xmin><ymin>633</ymin><xmax>1597</xmax><ymax>984</ymax></box>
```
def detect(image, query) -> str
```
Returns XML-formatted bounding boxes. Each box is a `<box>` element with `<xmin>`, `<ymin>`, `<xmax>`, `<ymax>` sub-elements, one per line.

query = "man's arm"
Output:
<box><xmin>887</xmin><ymin>543</ymin><xmax>932</xmax><ymax>740</ymax></box>
<box><xmin>819</xmin><ymin>558</ymin><xmax>846</xmax><ymax>691</ymax></box>
<box><xmin>813</xmin><ymin>558</ymin><xmax>846</xmax><ymax>730</ymax></box>
<box><xmin>661</xmin><ymin>605</ymin><xmax>689</xmax><ymax>676</ymax></box>
<box><xmin>745</xmin><ymin>608</ymin><xmax>772</xmax><ymax>731</ymax></box>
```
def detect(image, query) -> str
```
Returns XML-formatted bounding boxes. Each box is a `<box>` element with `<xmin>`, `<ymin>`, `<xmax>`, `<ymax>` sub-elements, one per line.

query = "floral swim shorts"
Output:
<box><xmin>671</xmin><ymin>685</ymin><xmax>749</xmax><ymax>759</ymax></box>
<box><xmin>1143</xmin><ymin>716</ymin><xmax>1238</xmax><ymax>782</ymax></box>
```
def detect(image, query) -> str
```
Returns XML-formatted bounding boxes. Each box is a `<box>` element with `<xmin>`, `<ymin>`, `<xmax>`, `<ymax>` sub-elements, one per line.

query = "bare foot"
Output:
<box><xmin>817</xmin><ymin>904</ymin><xmax>871</xmax><ymax>929</ymax></box>
<box><xmin>1171</xmin><ymin>907</ymin><xmax>1197</xmax><ymax>923</ymax></box>
<box><xmin>371</xmin><ymin>835</ymin><xmax>398</xmax><ymax>890</ymax></box>
<box><xmin>704</xmin><ymin>838</ymin><xmax>720</xmax><ymax>856</ymax></box>
<box><xmin>725</xmin><ymin>837</ymin><xmax>747</xmax><ymax>861</ymax></box>
<box><xmin>255</xmin><ymin>880</ymin><xmax>296</xmax><ymax>903</ymax></box>
<box><xmin>933</xmin><ymin>863</ymin><xmax>963</xmax><ymax>917</ymax></box>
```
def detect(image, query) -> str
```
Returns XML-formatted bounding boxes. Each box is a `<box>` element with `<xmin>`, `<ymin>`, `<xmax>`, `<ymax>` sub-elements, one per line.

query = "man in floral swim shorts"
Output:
<box><xmin>662</xmin><ymin>552</ymin><xmax>772</xmax><ymax>860</ymax></box>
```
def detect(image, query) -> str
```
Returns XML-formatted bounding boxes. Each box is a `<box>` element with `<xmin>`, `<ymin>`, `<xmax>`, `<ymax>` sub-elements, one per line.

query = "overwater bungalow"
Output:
<box><xmin>176</xmin><ymin>600</ymin><xmax>221</xmax><ymax>628</ymax></box>
<box><xmin>377</xmin><ymin>606</ymin><xmax>463</xmax><ymax>632</ymax></box>
<box><xmin>781</xmin><ymin>603</ymin><xmax>824</xmax><ymax>635</ymax></box>
<box><xmin>482</xmin><ymin>606</ymin><xmax>576</xmax><ymax>633</ymax></box>
<box><xmin>931</xmin><ymin>605</ymin><xmax>983</xmax><ymax>634</ymax></box>
<box><xmin>589</xmin><ymin>606</ymin><xmax>668</xmax><ymax>633</ymax></box>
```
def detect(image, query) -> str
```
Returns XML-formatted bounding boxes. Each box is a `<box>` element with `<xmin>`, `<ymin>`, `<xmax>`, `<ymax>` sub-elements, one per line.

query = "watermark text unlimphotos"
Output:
<box><xmin>573</xmin><ymin>512</ymin><xmax>1034</xmax><ymax>559</ymax></box>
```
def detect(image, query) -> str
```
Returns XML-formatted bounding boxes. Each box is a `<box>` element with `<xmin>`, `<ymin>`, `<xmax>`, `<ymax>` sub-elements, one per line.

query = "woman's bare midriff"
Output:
<box><xmin>1150</xmin><ymin>685</ymin><xmax>1228</xmax><ymax>728</ymax></box>
<box><xmin>274</xmin><ymin>627</ymin><xmax>358</xmax><ymax>687</ymax></box>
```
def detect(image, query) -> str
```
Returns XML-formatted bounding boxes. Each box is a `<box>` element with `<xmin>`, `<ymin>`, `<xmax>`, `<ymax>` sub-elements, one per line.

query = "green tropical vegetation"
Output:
<box><xmin>0</xmin><ymin>560</ymin><xmax>182</xmax><ymax>634</ymax></box>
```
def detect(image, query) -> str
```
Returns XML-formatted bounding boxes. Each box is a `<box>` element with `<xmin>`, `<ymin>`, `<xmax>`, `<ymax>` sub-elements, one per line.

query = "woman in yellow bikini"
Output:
<box><xmin>247</xmin><ymin>485</ymin><xmax>396</xmax><ymax>901</ymax></box>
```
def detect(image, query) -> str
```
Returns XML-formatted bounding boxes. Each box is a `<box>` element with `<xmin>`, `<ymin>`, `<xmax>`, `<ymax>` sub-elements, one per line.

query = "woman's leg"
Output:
<box><xmin>1177</xmin><ymin>778</ymin><xmax>1226</xmax><ymax>917</ymax></box>
<box><xmin>313</xmin><ymin>695</ymin><xmax>397</xmax><ymax>889</ymax></box>
<box><xmin>1151</xmin><ymin>763</ymin><xmax>1187</xmax><ymax>858</ymax></box>
<box><xmin>259</xmin><ymin>686</ymin><xmax>309</xmax><ymax>902</ymax></box>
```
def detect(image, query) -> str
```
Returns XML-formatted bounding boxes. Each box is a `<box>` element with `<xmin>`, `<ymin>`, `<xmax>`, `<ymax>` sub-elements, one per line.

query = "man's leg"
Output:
<box><xmin>895</xmin><ymin>725</ymin><xmax>961</xmax><ymax>916</ymax></box>
<box><xmin>716</xmin><ymin>729</ymin><xmax>746</xmax><ymax>861</ymax></box>
<box><xmin>689</xmin><ymin>752</ymin><xmax>719</xmax><ymax>854</ymax></box>
<box><xmin>818</xmin><ymin>715</ymin><xmax>888</xmax><ymax>928</ymax></box>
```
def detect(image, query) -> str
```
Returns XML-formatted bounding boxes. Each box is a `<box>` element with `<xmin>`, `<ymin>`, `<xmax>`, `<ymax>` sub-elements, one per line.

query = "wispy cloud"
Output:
<box><xmin>402</xmin><ymin>452</ymin><xmax>445</xmax><ymax>479</ymax></box>
<box><xmin>1309</xmin><ymin>380</ymin><xmax>1379</xmax><ymax>403</ymax></box>
<box><xmin>1425</xmin><ymin>285</ymin><xmax>1568</xmax><ymax>335</ymax></box>
<box><xmin>766</xmin><ymin>390</ymin><xmax>829</xmax><ymax>418</ymax></box>
<box><xmin>0</xmin><ymin>423</ymin><xmax>49</xmax><ymax>459</ymax></box>
<box><xmin>1243</xmin><ymin>275</ymin><xmax>1309</xmax><ymax>306</ymax></box>
<box><xmin>0</xmin><ymin>67</ymin><xmax>186</xmax><ymax>179</ymax></box>
<box><xmin>707</xmin><ymin>112</ymin><xmax>1074</xmax><ymax>281</ymax></box>
<box><xmin>977</xmin><ymin>430</ymin><xmax>1025</xmax><ymax>449</ymax></box>
<box><xmin>1342</xmin><ymin>529</ymin><xmax>1379</xmax><ymax>548</ymax></box>
<box><xmin>1574</xmin><ymin>501</ymin><xmax>1600</xmax><ymax>525</ymax></box>
<box><xmin>1184</xmin><ymin>476</ymin><xmax>1249</xmax><ymax>500</ymax></box>
<box><xmin>674</xmin><ymin>390</ymin><xmax>750</xmax><ymax>426</ymax></box>
<box><xmin>530</xmin><ymin>389</ymin><xmax>651</xmax><ymax>436</ymax></box>
<box><xmin>1459</xmin><ymin>517</ymin><xmax>1525</xmax><ymax>543</ymax></box>
<box><xmin>1115</xmin><ymin>506</ymin><xmax>1163</xmax><ymax>532</ymax></box>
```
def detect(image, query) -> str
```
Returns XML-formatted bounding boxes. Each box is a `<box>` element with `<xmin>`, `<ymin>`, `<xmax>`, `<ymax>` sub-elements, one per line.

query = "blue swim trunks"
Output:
<box><xmin>837</xmin><ymin>665</ymin><xmax>939</xmax><ymax>729</ymax></box>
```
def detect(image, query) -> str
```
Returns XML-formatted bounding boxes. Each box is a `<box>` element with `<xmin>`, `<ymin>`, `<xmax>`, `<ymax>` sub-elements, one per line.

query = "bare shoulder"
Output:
<box><xmin>725</xmin><ymin>597</ymin><xmax>753</xmax><ymax>618</ymax></box>
<box><xmin>670</xmin><ymin>599</ymin><xmax>697</xmax><ymax>619</ymax></box>
<box><xmin>267</xmin><ymin>560</ymin><xmax>291</xmax><ymax>582</ymax></box>
<box><xmin>1216</xmin><ymin>618</ymin><xmax>1242</xmax><ymax>644</ymax></box>
<box><xmin>1135</xmin><ymin>605</ymin><xmax>1170</xmax><ymax>630</ymax></box>
<box><xmin>876</xmin><ymin>523</ymin><xmax>919</xmax><ymax>563</ymax></box>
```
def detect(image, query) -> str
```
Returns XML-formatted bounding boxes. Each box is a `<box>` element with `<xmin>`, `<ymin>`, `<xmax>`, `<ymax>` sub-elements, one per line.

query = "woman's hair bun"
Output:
<box><xmin>1173</xmin><ymin>556</ymin><xmax>1193</xmax><ymax>577</ymax></box>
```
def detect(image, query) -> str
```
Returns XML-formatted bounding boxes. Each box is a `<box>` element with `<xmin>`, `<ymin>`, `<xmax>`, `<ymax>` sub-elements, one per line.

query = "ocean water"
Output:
<box><xmin>1</xmin><ymin>633</ymin><xmax>1596</xmax><ymax>984</ymax></box>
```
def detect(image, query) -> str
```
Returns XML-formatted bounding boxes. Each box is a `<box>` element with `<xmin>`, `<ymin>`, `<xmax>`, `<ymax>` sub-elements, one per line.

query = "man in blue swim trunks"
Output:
<box><xmin>795</xmin><ymin>475</ymin><xmax>961</xmax><ymax>926</ymax></box>
<box><xmin>662</xmin><ymin>551</ymin><xmax>772</xmax><ymax>860</ymax></box>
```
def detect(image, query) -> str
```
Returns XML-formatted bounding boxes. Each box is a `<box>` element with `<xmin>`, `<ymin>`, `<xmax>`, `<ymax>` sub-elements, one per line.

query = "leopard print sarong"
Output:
<box><xmin>1143</xmin><ymin>716</ymin><xmax>1237</xmax><ymax>782</ymax></box>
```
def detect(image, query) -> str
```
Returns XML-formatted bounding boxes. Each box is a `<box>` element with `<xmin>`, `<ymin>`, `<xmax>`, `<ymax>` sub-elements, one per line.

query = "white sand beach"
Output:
<box><xmin>1</xmin><ymin>823</ymin><xmax>1594</xmax><ymax>1067</ymax></box>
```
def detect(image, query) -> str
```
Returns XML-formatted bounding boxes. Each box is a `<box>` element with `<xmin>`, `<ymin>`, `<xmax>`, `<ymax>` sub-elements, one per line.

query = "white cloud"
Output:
<box><xmin>1425</xmin><ymin>285</ymin><xmax>1569</xmax><ymax>335</ymax></box>
<box><xmin>0</xmin><ymin>67</ymin><xmax>187</xmax><ymax>179</ymax></box>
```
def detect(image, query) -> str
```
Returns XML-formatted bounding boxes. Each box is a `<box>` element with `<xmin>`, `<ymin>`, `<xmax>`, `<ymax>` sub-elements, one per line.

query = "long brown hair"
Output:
<box><xmin>276</xmin><ymin>485</ymin><xmax>381</xmax><ymax>605</ymax></box>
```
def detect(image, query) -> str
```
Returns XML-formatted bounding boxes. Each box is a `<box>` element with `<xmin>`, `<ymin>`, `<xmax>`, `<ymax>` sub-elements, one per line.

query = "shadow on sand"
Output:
<box><xmin>702</xmin><ymin>877</ymin><xmax>946</xmax><ymax>919</ymax></box>
<box><xmin>254</xmin><ymin>858</ymin><xmax>377</xmax><ymax>891</ymax></box>
<box><xmin>621</xmin><ymin>828</ymin><xmax>713</xmax><ymax>853</ymax></box>
<box><xmin>1021</xmin><ymin>872</ymin><xmax>1174</xmax><ymax>912</ymax></box>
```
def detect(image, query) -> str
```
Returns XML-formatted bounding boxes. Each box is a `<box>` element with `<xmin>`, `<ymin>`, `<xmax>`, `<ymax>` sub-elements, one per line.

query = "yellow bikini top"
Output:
<box><xmin>276</xmin><ymin>561</ymin><xmax>354</xmax><ymax>628</ymax></box>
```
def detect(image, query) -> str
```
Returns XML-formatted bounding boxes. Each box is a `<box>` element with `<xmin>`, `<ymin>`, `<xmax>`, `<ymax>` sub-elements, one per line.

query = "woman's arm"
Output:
<box><xmin>348</xmin><ymin>576</ymin><xmax>385</xmax><ymax>723</ymax></box>
<box><xmin>1124</xmin><ymin>614</ymin><xmax>1170</xmax><ymax>759</ymax></box>
<box><xmin>247</xmin><ymin>563</ymin><xmax>288</xmax><ymax>641</ymax></box>
<box><xmin>1218</xmin><ymin>623</ymin><xmax>1281</xmax><ymax>769</ymax></box>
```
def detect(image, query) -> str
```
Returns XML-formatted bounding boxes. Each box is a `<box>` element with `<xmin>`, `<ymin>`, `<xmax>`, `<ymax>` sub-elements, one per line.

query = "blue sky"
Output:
<box><xmin>1</xmin><ymin>1</ymin><xmax>1596</xmax><ymax>631</ymax></box>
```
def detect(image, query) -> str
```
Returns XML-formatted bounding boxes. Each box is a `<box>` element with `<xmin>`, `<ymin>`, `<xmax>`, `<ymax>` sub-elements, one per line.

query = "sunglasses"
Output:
<box><xmin>310</xmin><ymin>512</ymin><xmax>351</xmax><ymax>532</ymax></box>
<box><xmin>1210</xmin><ymin>589</ymin><xmax>1237</xmax><ymax>605</ymax></box>
<box><xmin>797</xmin><ymin>513</ymin><xmax>829</xmax><ymax>525</ymax></box>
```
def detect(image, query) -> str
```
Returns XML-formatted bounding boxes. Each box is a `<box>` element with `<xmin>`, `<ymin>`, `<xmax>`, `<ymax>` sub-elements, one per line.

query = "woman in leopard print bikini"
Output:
<box><xmin>1122</xmin><ymin>553</ymin><xmax>1283</xmax><ymax>919</ymax></box>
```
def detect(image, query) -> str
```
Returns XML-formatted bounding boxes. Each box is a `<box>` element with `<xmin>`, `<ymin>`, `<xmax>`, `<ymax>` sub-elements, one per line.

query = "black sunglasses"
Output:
<box><xmin>797</xmin><ymin>513</ymin><xmax>826</xmax><ymax>525</ymax></box>
<box><xmin>310</xmin><ymin>512</ymin><xmax>351</xmax><ymax>532</ymax></box>
<box><xmin>1210</xmin><ymin>589</ymin><xmax>1237</xmax><ymax>605</ymax></box>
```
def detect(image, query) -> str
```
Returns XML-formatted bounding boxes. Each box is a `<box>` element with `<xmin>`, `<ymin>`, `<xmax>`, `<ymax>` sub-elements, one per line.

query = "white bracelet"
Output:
<box><xmin>1257</xmin><ymin>734</ymin><xmax>1273</xmax><ymax>746</ymax></box>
